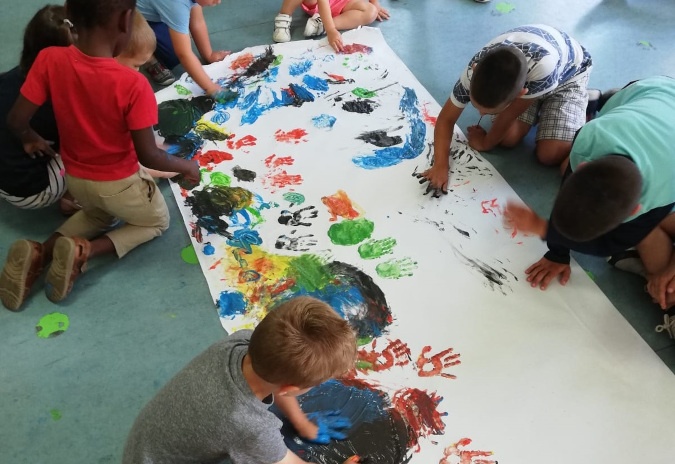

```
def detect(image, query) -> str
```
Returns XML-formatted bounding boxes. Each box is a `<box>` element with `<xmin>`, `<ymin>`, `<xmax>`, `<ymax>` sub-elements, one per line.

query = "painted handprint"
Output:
<box><xmin>321</xmin><ymin>189</ymin><xmax>362</xmax><ymax>221</ymax></box>
<box><xmin>278</xmin><ymin>205</ymin><xmax>318</xmax><ymax>226</ymax></box>
<box><xmin>439</xmin><ymin>437</ymin><xmax>496</xmax><ymax>464</ymax></box>
<box><xmin>358</xmin><ymin>237</ymin><xmax>397</xmax><ymax>260</ymax></box>
<box><xmin>356</xmin><ymin>338</ymin><xmax>412</xmax><ymax>373</ymax></box>
<box><xmin>376</xmin><ymin>257</ymin><xmax>418</xmax><ymax>279</ymax></box>
<box><xmin>416</xmin><ymin>346</ymin><xmax>461</xmax><ymax>379</ymax></box>
<box><xmin>275</xmin><ymin>231</ymin><xmax>318</xmax><ymax>252</ymax></box>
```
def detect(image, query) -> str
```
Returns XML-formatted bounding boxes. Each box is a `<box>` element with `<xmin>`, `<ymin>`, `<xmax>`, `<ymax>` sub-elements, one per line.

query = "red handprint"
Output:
<box><xmin>356</xmin><ymin>338</ymin><xmax>411</xmax><ymax>373</ymax></box>
<box><xmin>439</xmin><ymin>437</ymin><xmax>496</xmax><ymax>464</ymax></box>
<box><xmin>416</xmin><ymin>345</ymin><xmax>461</xmax><ymax>379</ymax></box>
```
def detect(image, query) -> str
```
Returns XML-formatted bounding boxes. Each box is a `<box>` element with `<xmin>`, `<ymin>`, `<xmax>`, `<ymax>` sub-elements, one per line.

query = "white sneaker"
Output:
<box><xmin>304</xmin><ymin>14</ymin><xmax>325</xmax><ymax>38</ymax></box>
<box><xmin>273</xmin><ymin>14</ymin><xmax>292</xmax><ymax>43</ymax></box>
<box><xmin>655</xmin><ymin>313</ymin><xmax>675</xmax><ymax>339</ymax></box>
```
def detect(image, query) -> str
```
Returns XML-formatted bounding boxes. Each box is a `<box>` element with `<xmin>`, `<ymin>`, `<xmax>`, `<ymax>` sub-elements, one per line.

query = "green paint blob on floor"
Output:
<box><xmin>174</xmin><ymin>84</ymin><xmax>192</xmax><ymax>96</ymax></box>
<box><xmin>495</xmin><ymin>2</ymin><xmax>516</xmax><ymax>14</ymax></box>
<box><xmin>209</xmin><ymin>172</ymin><xmax>231</xmax><ymax>187</ymax></box>
<box><xmin>327</xmin><ymin>218</ymin><xmax>375</xmax><ymax>245</ymax></box>
<box><xmin>637</xmin><ymin>40</ymin><xmax>654</xmax><ymax>49</ymax></box>
<box><xmin>181</xmin><ymin>245</ymin><xmax>199</xmax><ymax>264</ymax></box>
<box><xmin>352</xmin><ymin>87</ymin><xmax>377</xmax><ymax>98</ymax></box>
<box><xmin>376</xmin><ymin>257</ymin><xmax>418</xmax><ymax>279</ymax></box>
<box><xmin>358</xmin><ymin>237</ymin><xmax>397</xmax><ymax>259</ymax></box>
<box><xmin>586</xmin><ymin>270</ymin><xmax>595</xmax><ymax>281</ymax></box>
<box><xmin>36</xmin><ymin>312</ymin><xmax>70</xmax><ymax>339</ymax></box>
<box><xmin>50</xmin><ymin>409</ymin><xmax>62</xmax><ymax>421</ymax></box>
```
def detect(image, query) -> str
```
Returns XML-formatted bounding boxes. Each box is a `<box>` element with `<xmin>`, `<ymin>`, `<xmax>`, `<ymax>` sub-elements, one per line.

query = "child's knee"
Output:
<box><xmin>535</xmin><ymin>140</ymin><xmax>571</xmax><ymax>166</ymax></box>
<box><xmin>364</xmin><ymin>3</ymin><xmax>378</xmax><ymax>23</ymax></box>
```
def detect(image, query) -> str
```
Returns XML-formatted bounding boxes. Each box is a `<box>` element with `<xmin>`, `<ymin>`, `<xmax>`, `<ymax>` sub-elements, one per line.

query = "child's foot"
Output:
<box><xmin>144</xmin><ymin>59</ymin><xmax>176</xmax><ymax>86</ymax></box>
<box><xmin>273</xmin><ymin>14</ymin><xmax>292</xmax><ymax>43</ymax></box>
<box><xmin>0</xmin><ymin>240</ymin><xmax>44</xmax><ymax>311</ymax></box>
<box><xmin>607</xmin><ymin>249</ymin><xmax>646</xmax><ymax>277</ymax></box>
<box><xmin>304</xmin><ymin>14</ymin><xmax>325</xmax><ymax>38</ymax></box>
<box><xmin>45</xmin><ymin>237</ymin><xmax>91</xmax><ymax>303</ymax></box>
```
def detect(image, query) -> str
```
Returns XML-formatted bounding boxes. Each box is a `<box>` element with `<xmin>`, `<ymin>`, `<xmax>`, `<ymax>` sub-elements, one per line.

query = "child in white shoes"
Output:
<box><xmin>273</xmin><ymin>0</ymin><xmax>389</xmax><ymax>52</ymax></box>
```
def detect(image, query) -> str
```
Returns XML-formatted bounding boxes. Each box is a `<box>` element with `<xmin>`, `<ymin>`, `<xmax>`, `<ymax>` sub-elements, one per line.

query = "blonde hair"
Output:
<box><xmin>249</xmin><ymin>297</ymin><xmax>357</xmax><ymax>388</ymax></box>
<box><xmin>118</xmin><ymin>9</ymin><xmax>156</xmax><ymax>60</ymax></box>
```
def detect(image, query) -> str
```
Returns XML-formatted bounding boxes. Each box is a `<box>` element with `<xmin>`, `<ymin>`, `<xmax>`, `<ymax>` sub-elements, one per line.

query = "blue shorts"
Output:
<box><xmin>148</xmin><ymin>21</ymin><xmax>180</xmax><ymax>69</ymax></box>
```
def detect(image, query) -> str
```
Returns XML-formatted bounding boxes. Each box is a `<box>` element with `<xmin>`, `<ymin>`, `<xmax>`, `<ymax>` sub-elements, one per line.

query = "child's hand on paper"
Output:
<box><xmin>504</xmin><ymin>201</ymin><xmax>547</xmax><ymax>238</ymax></box>
<box><xmin>371</xmin><ymin>0</ymin><xmax>390</xmax><ymax>21</ymax></box>
<box><xmin>207</xmin><ymin>50</ymin><xmax>231</xmax><ymax>63</ymax></box>
<box><xmin>647</xmin><ymin>261</ymin><xmax>675</xmax><ymax>310</ymax></box>
<box><xmin>328</xmin><ymin>29</ymin><xmax>344</xmax><ymax>52</ymax></box>
<box><xmin>416</xmin><ymin>165</ymin><xmax>449</xmax><ymax>198</ymax></box>
<box><xmin>525</xmin><ymin>257</ymin><xmax>571</xmax><ymax>290</ymax></box>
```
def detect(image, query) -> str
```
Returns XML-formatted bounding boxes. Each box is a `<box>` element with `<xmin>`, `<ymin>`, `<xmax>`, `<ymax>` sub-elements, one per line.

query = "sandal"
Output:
<box><xmin>0</xmin><ymin>240</ymin><xmax>44</xmax><ymax>311</ymax></box>
<box><xmin>45</xmin><ymin>236</ymin><xmax>91</xmax><ymax>303</ymax></box>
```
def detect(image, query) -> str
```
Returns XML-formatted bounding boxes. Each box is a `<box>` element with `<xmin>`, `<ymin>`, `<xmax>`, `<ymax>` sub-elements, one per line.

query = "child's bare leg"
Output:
<box><xmin>534</xmin><ymin>139</ymin><xmax>572</xmax><ymax>166</ymax></box>
<box><xmin>498</xmin><ymin>120</ymin><xmax>531</xmax><ymax>148</ymax></box>
<box><xmin>333</xmin><ymin>0</ymin><xmax>378</xmax><ymax>29</ymax></box>
<box><xmin>280</xmin><ymin>0</ymin><xmax>306</xmax><ymax>14</ymax></box>
<box><xmin>636</xmin><ymin>220</ymin><xmax>674</xmax><ymax>275</ymax></box>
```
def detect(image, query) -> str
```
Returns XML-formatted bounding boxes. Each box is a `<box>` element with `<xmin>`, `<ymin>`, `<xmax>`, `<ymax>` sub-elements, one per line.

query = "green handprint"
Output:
<box><xmin>376</xmin><ymin>257</ymin><xmax>418</xmax><ymax>279</ymax></box>
<box><xmin>358</xmin><ymin>237</ymin><xmax>397</xmax><ymax>260</ymax></box>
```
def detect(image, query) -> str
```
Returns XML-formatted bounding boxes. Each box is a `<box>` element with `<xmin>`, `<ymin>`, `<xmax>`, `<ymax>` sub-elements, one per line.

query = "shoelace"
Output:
<box><xmin>655</xmin><ymin>314</ymin><xmax>675</xmax><ymax>338</ymax></box>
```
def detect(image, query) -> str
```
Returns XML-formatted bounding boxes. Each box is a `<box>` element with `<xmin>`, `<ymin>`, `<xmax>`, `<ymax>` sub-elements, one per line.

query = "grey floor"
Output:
<box><xmin>1</xmin><ymin>1</ymin><xmax>674</xmax><ymax>463</ymax></box>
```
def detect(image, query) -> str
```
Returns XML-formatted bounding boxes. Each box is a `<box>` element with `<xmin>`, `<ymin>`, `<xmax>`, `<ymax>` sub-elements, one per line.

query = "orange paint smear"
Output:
<box><xmin>230</xmin><ymin>53</ymin><xmax>254</xmax><ymax>70</ymax></box>
<box><xmin>321</xmin><ymin>190</ymin><xmax>361</xmax><ymax>221</ymax></box>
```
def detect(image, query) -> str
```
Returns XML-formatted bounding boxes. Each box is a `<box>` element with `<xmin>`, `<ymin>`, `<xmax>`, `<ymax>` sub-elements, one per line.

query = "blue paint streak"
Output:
<box><xmin>203</xmin><ymin>243</ymin><xmax>215</xmax><ymax>255</ymax></box>
<box><xmin>239</xmin><ymin>85</ymin><xmax>315</xmax><ymax>125</ymax></box>
<box><xmin>302</xmin><ymin>74</ymin><xmax>329</xmax><ymax>92</ymax></box>
<box><xmin>210</xmin><ymin>110</ymin><xmax>230</xmax><ymax>124</ymax></box>
<box><xmin>352</xmin><ymin>87</ymin><xmax>426</xmax><ymax>169</ymax></box>
<box><xmin>226</xmin><ymin>229</ymin><xmax>262</xmax><ymax>254</ymax></box>
<box><xmin>312</xmin><ymin>114</ymin><xmax>337</xmax><ymax>129</ymax></box>
<box><xmin>265</xmin><ymin>66</ymin><xmax>280</xmax><ymax>83</ymax></box>
<box><xmin>290</xmin><ymin>284</ymin><xmax>366</xmax><ymax>319</ymax></box>
<box><xmin>288</xmin><ymin>59</ymin><xmax>313</xmax><ymax>76</ymax></box>
<box><xmin>217</xmin><ymin>291</ymin><xmax>247</xmax><ymax>319</ymax></box>
<box><xmin>288</xmin><ymin>84</ymin><xmax>315</xmax><ymax>104</ymax></box>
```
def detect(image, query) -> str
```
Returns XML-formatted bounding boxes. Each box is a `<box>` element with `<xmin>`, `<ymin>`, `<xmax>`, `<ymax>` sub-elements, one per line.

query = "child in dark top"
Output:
<box><xmin>0</xmin><ymin>5</ymin><xmax>77</xmax><ymax>213</ymax></box>
<box><xmin>0</xmin><ymin>0</ymin><xmax>200</xmax><ymax>312</ymax></box>
<box><xmin>123</xmin><ymin>296</ymin><xmax>362</xmax><ymax>464</ymax></box>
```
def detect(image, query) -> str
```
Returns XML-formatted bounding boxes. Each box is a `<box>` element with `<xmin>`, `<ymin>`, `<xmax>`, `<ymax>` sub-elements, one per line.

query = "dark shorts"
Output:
<box><xmin>147</xmin><ymin>21</ymin><xmax>180</xmax><ymax>69</ymax></box>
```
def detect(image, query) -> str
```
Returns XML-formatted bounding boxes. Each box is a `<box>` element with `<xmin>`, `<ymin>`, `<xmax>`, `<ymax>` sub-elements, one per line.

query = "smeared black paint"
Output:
<box><xmin>164</xmin><ymin>134</ymin><xmax>204</xmax><ymax>160</ymax></box>
<box><xmin>453</xmin><ymin>226</ymin><xmax>470</xmax><ymax>238</ymax></box>
<box><xmin>342</xmin><ymin>100</ymin><xmax>376</xmax><ymax>114</ymax></box>
<box><xmin>156</xmin><ymin>96</ymin><xmax>215</xmax><ymax>138</ymax></box>
<box><xmin>244</xmin><ymin>46</ymin><xmax>276</xmax><ymax>77</ymax></box>
<box><xmin>357</xmin><ymin>128</ymin><xmax>403</xmax><ymax>147</ymax></box>
<box><xmin>275</xmin><ymin>231</ymin><xmax>317</xmax><ymax>251</ymax></box>
<box><xmin>232</xmin><ymin>165</ymin><xmax>256</xmax><ymax>182</ymax></box>
<box><xmin>278</xmin><ymin>206</ymin><xmax>318</xmax><ymax>227</ymax></box>
<box><xmin>185</xmin><ymin>186</ymin><xmax>253</xmax><ymax>238</ymax></box>
<box><xmin>453</xmin><ymin>247</ymin><xmax>514</xmax><ymax>294</ymax></box>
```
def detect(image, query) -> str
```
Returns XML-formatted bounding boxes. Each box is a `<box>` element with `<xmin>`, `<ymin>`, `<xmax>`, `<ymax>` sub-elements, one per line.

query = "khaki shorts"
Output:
<box><xmin>57</xmin><ymin>169</ymin><xmax>169</xmax><ymax>257</ymax></box>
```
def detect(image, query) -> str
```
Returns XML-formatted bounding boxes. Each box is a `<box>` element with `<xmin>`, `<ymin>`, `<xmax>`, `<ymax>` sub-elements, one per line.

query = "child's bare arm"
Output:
<box><xmin>131</xmin><ymin>127</ymin><xmax>199</xmax><ymax>184</ymax></box>
<box><xmin>189</xmin><ymin>5</ymin><xmax>229</xmax><ymax>64</ymax></box>
<box><xmin>7</xmin><ymin>94</ymin><xmax>55</xmax><ymax>158</ymax></box>
<box><xmin>169</xmin><ymin>28</ymin><xmax>221</xmax><ymax>95</ymax></box>
<box><xmin>274</xmin><ymin>395</ymin><xmax>318</xmax><ymax>440</ymax></box>
<box><xmin>317</xmin><ymin>0</ymin><xmax>343</xmax><ymax>52</ymax></box>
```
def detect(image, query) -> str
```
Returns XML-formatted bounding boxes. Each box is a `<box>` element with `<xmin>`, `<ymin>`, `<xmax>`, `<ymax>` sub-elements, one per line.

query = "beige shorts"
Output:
<box><xmin>57</xmin><ymin>169</ymin><xmax>170</xmax><ymax>257</ymax></box>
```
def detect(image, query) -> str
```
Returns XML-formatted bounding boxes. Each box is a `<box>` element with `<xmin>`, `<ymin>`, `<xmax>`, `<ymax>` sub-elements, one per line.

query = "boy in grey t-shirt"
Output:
<box><xmin>123</xmin><ymin>297</ymin><xmax>361</xmax><ymax>464</ymax></box>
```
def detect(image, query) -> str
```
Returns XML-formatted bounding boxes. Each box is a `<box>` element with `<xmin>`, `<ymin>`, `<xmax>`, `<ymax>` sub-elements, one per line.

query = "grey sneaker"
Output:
<box><xmin>304</xmin><ymin>14</ymin><xmax>325</xmax><ymax>38</ymax></box>
<box><xmin>145</xmin><ymin>59</ymin><xmax>176</xmax><ymax>86</ymax></box>
<box><xmin>273</xmin><ymin>14</ymin><xmax>292</xmax><ymax>43</ymax></box>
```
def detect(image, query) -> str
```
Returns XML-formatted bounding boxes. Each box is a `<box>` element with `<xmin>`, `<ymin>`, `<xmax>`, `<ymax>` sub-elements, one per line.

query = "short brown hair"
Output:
<box><xmin>20</xmin><ymin>5</ymin><xmax>74</xmax><ymax>73</ymax></box>
<box><xmin>117</xmin><ymin>9</ymin><xmax>156</xmax><ymax>60</ymax></box>
<box><xmin>249</xmin><ymin>297</ymin><xmax>357</xmax><ymax>388</ymax></box>
<box><xmin>470</xmin><ymin>45</ymin><xmax>528</xmax><ymax>109</ymax></box>
<box><xmin>552</xmin><ymin>155</ymin><xmax>642</xmax><ymax>242</ymax></box>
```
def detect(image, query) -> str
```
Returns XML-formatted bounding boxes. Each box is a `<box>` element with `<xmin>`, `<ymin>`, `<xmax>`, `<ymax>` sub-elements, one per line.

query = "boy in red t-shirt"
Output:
<box><xmin>0</xmin><ymin>0</ymin><xmax>200</xmax><ymax>312</ymax></box>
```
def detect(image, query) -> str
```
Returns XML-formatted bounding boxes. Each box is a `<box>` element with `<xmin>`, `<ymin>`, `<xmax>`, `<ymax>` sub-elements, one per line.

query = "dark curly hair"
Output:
<box><xmin>66</xmin><ymin>0</ymin><xmax>136</xmax><ymax>30</ymax></box>
<box><xmin>20</xmin><ymin>5</ymin><xmax>74</xmax><ymax>73</ymax></box>
<box><xmin>470</xmin><ymin>45</ymin><xmax>528</xmax><ymax>109</ymax></box>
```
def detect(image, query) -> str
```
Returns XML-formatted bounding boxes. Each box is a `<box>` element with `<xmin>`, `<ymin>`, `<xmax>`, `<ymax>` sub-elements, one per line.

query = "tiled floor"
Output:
<box><xmin>1</xmin><ymin>1</ymin><xmax>674</xmax><ymax>462</ymax></box>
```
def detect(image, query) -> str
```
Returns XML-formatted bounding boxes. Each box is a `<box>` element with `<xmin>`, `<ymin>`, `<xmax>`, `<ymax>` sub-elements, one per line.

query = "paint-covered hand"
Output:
<box><xmin>175</xmin><ymin>161</ymin><xmax>201</xmax><ymax>190</ymax></box>
<box><xmin>647</xmin><ymin>261</ymin><xmax>675</xmax><ymax>310</ymax></box>
<box><xmin>416</xmin><ymin>346</ymin><xmax>461</xmax><ymax>379</ymax></box>
<box><xmin>415</xmin><ymin>166</ymin><xmax>449</xmax><ymax>198</ymax></box>
<box><xmin>357</xmin><ymin>338</ymin><xmax>411</xmax><ymax>372</ymax></box>
<box><xmin>503</xmin><ymin>201</ymin><xmax>547</xmax><ymax>238</ymax></box>
<box><xmin>525</xmin><ymin>256</ymin><xmax>571</xmax><ymax>290</ymax></box>
<box><xmin>207</xmin><ymin>50</ymin><xmax>231</xmax><ymax>63</ymax></box>
<box><xmin>328</xmin><ymin>29</ymin><xmax>344</xmax><ymax>53</ymax></box>
<box><xmin>466</xmin><ymin>125</ymin><xmax>487</xmax><ymax>151</ymax></box>
<box><xmin>306</xmin><ymin>411</ymin><xmax>352</xmax><ymax>444</ymax></box>
<box><xmin>22</xmin><ymin>136</ymin><xmax>56</xmax><ymax>159</ymax></box>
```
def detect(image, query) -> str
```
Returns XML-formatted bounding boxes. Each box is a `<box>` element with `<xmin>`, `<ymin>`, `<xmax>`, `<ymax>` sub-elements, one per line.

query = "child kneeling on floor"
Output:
<box><xmin>123</xmin><ymin>296</ymin><xmax>362</xmax><ymax>464</ymax></box>
<box><xmin>0</xmin><ymin>0</ymin><xmax>199</xmax><ymax>312</ymax></box>
<box><xmin>273</xmin><ymin>0</ymin><xmax>390</xmax><ymax>52</ymax></box>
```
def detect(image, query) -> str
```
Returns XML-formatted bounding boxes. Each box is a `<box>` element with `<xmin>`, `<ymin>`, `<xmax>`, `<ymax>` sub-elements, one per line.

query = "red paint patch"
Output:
<box><xmin>230</xmin><ymin>53</ymin><xmax>254</xmax><ymax>70</ymax></box>
<box><xmin>391</xmin><ymin>388</ymin><xmax>446</xmax><ymax>450</ymax></box>
<box><xmin>480</xmin><ymin>198</ymin><xmax>500</xmax><ymax>216</ymax></box>
<box><xmin>357</xmin><ymin>338</ymin><xmax>411</xmax><ymax>373</ymax></box>
<box><xmin>422</xmin><ymin>103</ymin><xmax>438</xmax><ymax>126</ymax></box>
<box><xmin>321</xmin><ymin>190</ymin><xmax>361</xmax><ymax>221</ymax></box>
<box><xmin>209</xmin><ymin>258</ymin><xmax>223</xmax><ymax>270</ymax></box>
<box><xmin>264</xmin><ymin>154</ymin><xmax>295</xmax><ymax>168</ymax></box>
<box><xmin>226</xmin><ymin>135</ymin><xmax>257</xmax><ymax>151</ymax></box>
<box><xmin>340</xmin><ymin>43</ymin><xmax>373</xmax><ymax>54</ymax></box>
<box><xmin>415</xmin><ymin>345</ymin><xmax>461</xmax><ymax>379</ymax></box>
<box><xmin>265</xmin><ymin>172</ymin><xmax>303</xmax><ymax>189</ymax></box>
<box><xmin>440</xmin><ymin>437</ymin><xmax>496</xmax><ymax>464</ymax></box>
<box><xmin>274</xmin><ymin>128</ymin><xmax>308</xmax><ymax>144</ymax></box>
<box><xmin>326</xmin><ymin>73</ymin><xmax>347</xmax><ymax>82</ymax></box>
<box><xmin>196</xmin><ymin>150</ymin><xmax>234</xmax><ymax>166</ymax></box>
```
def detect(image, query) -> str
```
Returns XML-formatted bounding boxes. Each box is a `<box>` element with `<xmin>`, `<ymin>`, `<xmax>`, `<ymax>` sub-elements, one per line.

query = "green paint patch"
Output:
<box><xmin>208</xmin><ymin>172</ymin><xmax>231</xmax><ymax>187</ymax></box>
<box><xmin>352</xmin><ymin>87</ymin><xmax>377</xmax><ymax>98</ymax></box>
<box><xmin>585</xmin><ymin>270</ymin><xmax>595</xmax><ymax>281</ymax></box>
<box><xmin>181</xmin><ymin>244</ymin><xmax>199</xmax><ymax>264</ymax></box>
<box><xmin>376</xmin><ymin>258</ymin><xmax>418</xmax><ymax>279</ymax></box>
<box><xmin>327</xmin><ymin>218</ymin><xmax>374</xmax><ymax>245</ymax></box>
<box><xmin>50</xmin><ymin>409</ymin><xmax>62</xmax><ymax>421</ymax></box>
<box><xmin>283</xmin><ymin>192</ymin><xmax>305</xmax><ymax>206</ymax></box>
<box><xmin>355</xmin><ymin>360</ymin><xmax>373</xmax><ymax>371</ymax></box>
<box><xmin>357</xmin><ymin>335</ymin><xmax>373</xmax><ymax>346</ymax></box>
<box><xmin>174</xmin><ymin>84</ymin><xmax>192</xmax><ymax>96</ymax></box>
<box><xmin>273</xmin><ymin>54</ymin><xmax>283</xmax><ymax>66</ymax></box>
<box><xmin>494</xmin><ymin>2</ymin><xmax>516</xmax><ymax>14</ymax></box>
<box><xmin>36</xmin><ymin>312</ymin><xmax>70</xmax><ymax>339</ymax></box>
<box><xmin>358</xmin><ymin>237</ymin><xmax>397</xmax><ymax>260</ymax></box>
<box><xmin>637</xmin><ymin>40</ymin><xmax>655</xmax><ymax>49</ymax></box>
<box><xmin>288</xmin><ymin>254</ymin><xmax>333</xmax><ymax>292</ymax></box>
